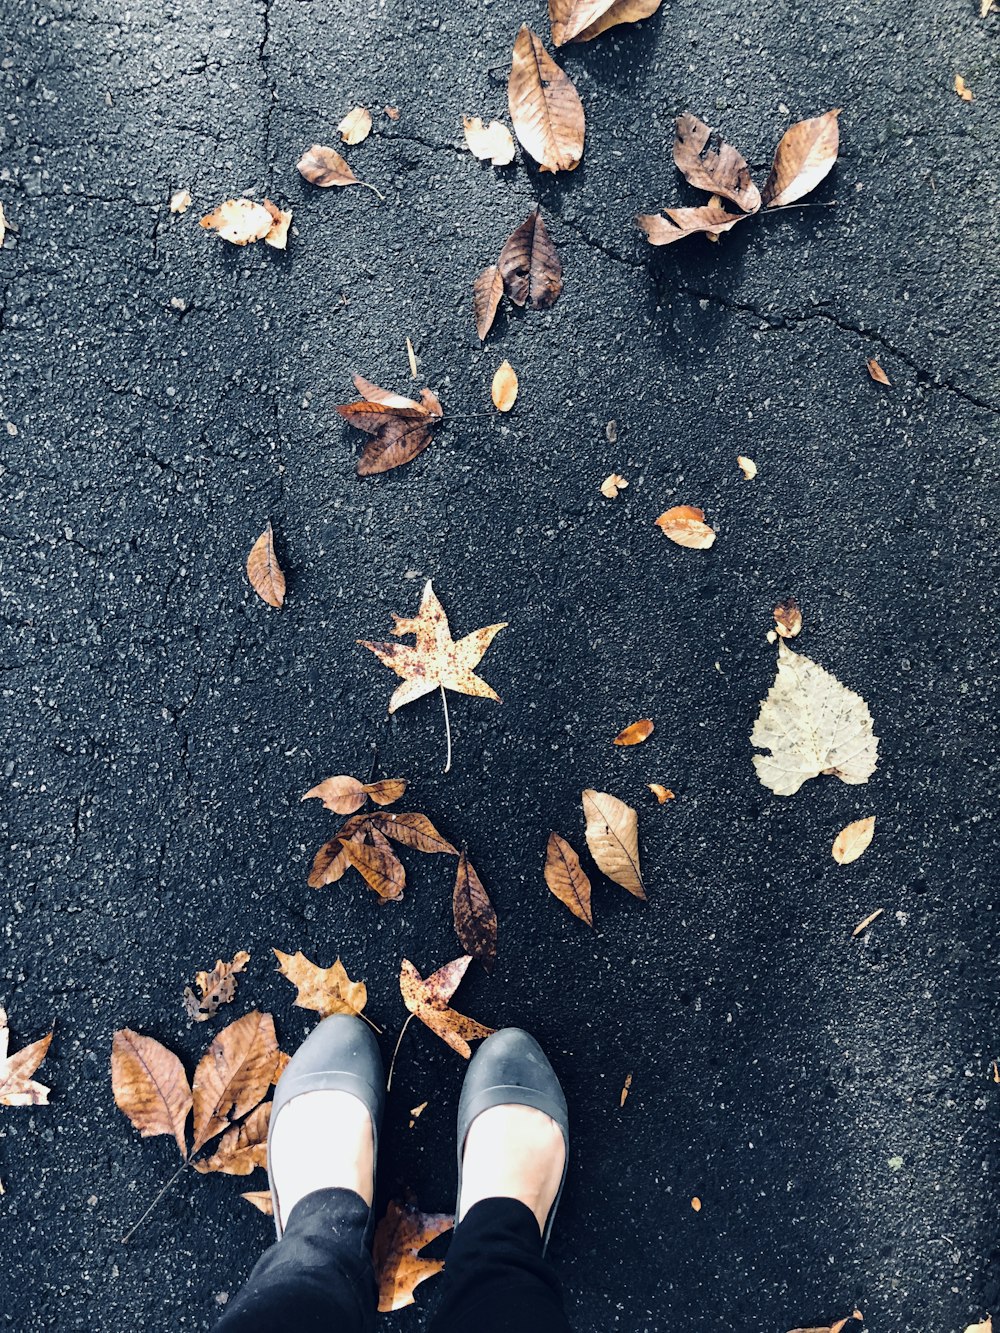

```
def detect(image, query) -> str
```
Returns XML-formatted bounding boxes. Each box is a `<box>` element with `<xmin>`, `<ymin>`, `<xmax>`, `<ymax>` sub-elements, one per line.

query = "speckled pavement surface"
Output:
<box><xmin>1</xmin><ymin>0</ymin><xmax>997</xmax><ymax>1326</ymax></box>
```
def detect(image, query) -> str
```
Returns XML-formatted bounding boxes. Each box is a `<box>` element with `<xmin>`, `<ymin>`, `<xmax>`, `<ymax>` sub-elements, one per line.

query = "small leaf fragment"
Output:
<box><xmin>737</xmin><ymin>455</ymin><xmax>757</xmax><ymax>479</ymax></box>
<box><xmin>614</xmin><ymin>718</ymin><xmax>653</xmax><ymax>746</ymax></box>
<box><xmin>183</xmin><ymin>951</ymin><xmax>251</xmax><ymax>1023</ymax></box>
<box><xmin>242</xmin><ymin>1190</ymin><xmax>274</xmax><ymax>1215</ymax></box>
<box><xmin>852</xmin><ymin>906</ymin><xmax>883</xmax><ymax>937</ymax></box>
<box><xmin>491</xmin><ymin>361</ymin><xmax>519</xmax><ymax>412</ymax></box>
<box><xmin>866</xmin><ymin>358</ymin><xmax>891</xmax><ymax>386</ymax></box>
<box><xmin>655</xmin><ymin>505</ymin><xmax>717</xmax><ymax>549</ymax></box>
<box><xmin>832</xmin><ymin>816</ymin><xmax>876</xmax><ymax>865</ymax></box>
<box><xmin>406</xmin><ymin>337</ymin><xmax>418</xmax><ymax>378</ymax></box>
<box><xmin>601</xmin><ymin>473</ymin><xmax>628</xmax><ymax>498</ymax></box>
<box><xmin>462</xmin><ymin>116</ymin><xmax>516</xmax><ymax>166</ymax></box>
<box><xmin>620</xmin><ymin>1072</ymin><xmax>632</xmax><ymax>1106</ymax></box>
<box><xmin>773</xmin><ymin>597</ymin><xmax>802</xmax><ymax>639</ymax></box>
<box><xmin>247</xmin><ymin>524</ymin><xmax>285</xmax><ymax>608</ymax></box>
<box><xmin>544</xmin><ymin>832</ymin><xmax>593</xmax><ymax>926</ymax></box>
<box><xmin>647</xmin><ymin>783</ymin><xmax>674</xmax><ymax>803</ymax></box>
<box><xmin>338</xmin><ymin>106</ymin><xmax>372</xmax><ymax>144</ymax></box>
<box><xmin>262</xmin><ymin>199</ymin><xmax>291</xmax><ymax>250</ymax></box>
<box><xmin>169</xmin><ymin>189</ymin><xmax>192</xmax><ymax>214</ymax></box>
<box><xmin>954</xmin><ymin>74</ymin><xmax>974</xmax><ymax>101</ymax></box>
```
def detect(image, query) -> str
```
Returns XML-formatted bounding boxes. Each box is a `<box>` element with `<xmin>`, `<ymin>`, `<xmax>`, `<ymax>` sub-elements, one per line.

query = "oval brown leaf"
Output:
<box><xmin>190</xmin><ymin>1010</ymin><xmax>278</xmax><ymax>1152</ymax></box>
<box><xmin>582</xmin><ymin>788</ymin><xmax>645</xmax><ymax>899</ymax></box>
<box><xmin>673</xmin><ymin>112</ymin><xmax>761</xmax><ymax>214</ymax></box>
<box><xmin>363</xmin><ymin>777</ymin><xmax>408</xmax><ymax>806</ymax></box>
<box><xmin>497</xmin><ymin>207</ymin><xmax>562</xmax><ymax>309</ymax></box>
<box><xmin>508</xmin><ymin>25</ymin><xmax>585</xmax><ymax>173</ymax></box>
<box><xmin>307</xmin><ymin>835</ymin><xmax>353</xmax><ymax>887</ymax></box>
<box><xmin>452</xmin><ymin>850</ymin><xmax>497</xmax><ymax>973</ymax></box>
<box><xmin>370</xmin><ymin>811</ymin><xmax>458</xmax><ymax>855</ymax></box>
<box><xmin>773</xmin><ymin>597</ymin><xmax>802</xmax><ymax>639</ymax></box>
<box><xmin>340</xmin><ymin>834</ymin><xmax>407</xmax><ymax>901</ymax></box>
<box><xmin>111</xmin><ymin>1029</ymin><xmax>192</xmax><ymax>1157</ymax></box>
<box><xmin>491</xmin><ymin>360</ymin><xmax>519</xmax><ymax>412</ymax></box>
<box><xmin>544</xmin><ymin>832</ymin><xmax>593</xmax><ymax>926</ymax></box>
<box><xmin>866</xmin><ymin>358</ymin><xmax>891</xmax><ymax>386</ymax></box>
<box><xmin>636</xmin><ymin>205</ymin><xmax>746</xmax><ymax>246</ymax></box>
<box><xmin>297</xmin><ymin>143</ymin><xmax>357</xmax><ymax>187</ymax></box>
<box><xmin>566</xmin><ymin>0</ymin><xmax>661</xmax><ymax>42</ymax></box>
<box><xmin>832</xmin><ymin>816</ymin><xmax>876</xmax><ymax>865</ymax></box>
<box><xmin>762</xmin><ymin>109</ymin><xmax>841</xmax><ymax>208</ymax></box>
<box><xmin>473</xmin><ymin>264</ymin><xmax>505</xmax><ymax>341</ymax></box>
<box><xmin>614</xmin><ymin>718</ymin><xmax>654</xmax><ymax>746</ymax></box>
<box><xmin>302</xmin><ymin>774</ymin><xmax>367</xmax><ymax>815</ymax></box>
<box><xmin>247</xmin><ymin>524</ymin><xmax>285</xmax><ymax>608</ymax></box>
<box><xmin>654</xmin><ymin>505</ymin><xmax>717</xmax><ymax>549</ymax></box>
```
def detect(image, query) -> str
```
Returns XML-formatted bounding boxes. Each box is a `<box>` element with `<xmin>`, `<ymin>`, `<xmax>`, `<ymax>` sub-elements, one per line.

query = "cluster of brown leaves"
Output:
<box><xmin>545</xmin><ymin>789</ymin><xmax>644</xmax><ymax>927</ymax></box>
<box><xmin>638</xmin><ymin>110</ymin><xmax>840</xmax><ymax>247</ymax></box>
<box><xmin>336</xmin><ymin>374</ymin><xmax>444</xmax><ymax>476</ymax></box>
<box><xmin>200</xmin><ymin>198</ymin><xmax>291</xmax><ymax>249</ymax></box>
<box><xmin>475</xmin><ymin>207</ymin><xmax>562</xmax><ymax>341</ymax></box>
<box><xmin>112</xmin><ymin>1011</ymin><xmax>281</xmax><ymax>1206</ymax></box>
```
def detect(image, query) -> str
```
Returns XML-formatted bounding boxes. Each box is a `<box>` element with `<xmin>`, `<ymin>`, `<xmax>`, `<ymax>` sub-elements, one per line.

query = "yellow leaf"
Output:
<box><xmin>491</xmin><ymin>361</ymin><xmax>519</xmax><ymax>412</ymax></box>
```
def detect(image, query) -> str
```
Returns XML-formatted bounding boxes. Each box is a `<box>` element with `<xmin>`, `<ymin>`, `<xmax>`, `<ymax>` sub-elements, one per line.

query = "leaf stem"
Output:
<box><xmin>359</xmin><ymin>1010</ymin><xmax>383</xmax><ymax>1035</ymax></box>
<box><xmin>120</xmin><ymin>1158</ymin><xmax>192</xmax><ymax>1243</ymax></box>
<box><xmin>764</xmin><ymin>199</ymin><xmax>838</xmax><ymax>213</ymax></box>
<box><xmin>440</xmin><ymin>685</ymin><xmax>452</xmax><ymax>774</ymax></box>
<box><xmin>355</xmin><ymin>180</ymin><xmax>386</xmax><ymax>201</ymax></box>
<box><xmin>386</xmin><ymin>1013</ymin><xmax>415</xmax><ymax>1092</ymax></box>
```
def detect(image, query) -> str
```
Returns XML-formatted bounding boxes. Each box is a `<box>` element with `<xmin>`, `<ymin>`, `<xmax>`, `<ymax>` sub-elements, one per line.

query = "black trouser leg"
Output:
<box><xmin>428</xmin><ymin>1198</ymin><xmax>572</xmax><ymax>1333</ymax></box>
<box><xmin>214</xmin><ymin>1187</ymin><xmax>375</xmax><ymax>1333</ymax></box>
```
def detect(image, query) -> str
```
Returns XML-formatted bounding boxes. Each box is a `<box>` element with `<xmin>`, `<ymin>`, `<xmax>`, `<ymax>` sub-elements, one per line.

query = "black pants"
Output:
<box><xmin>215</xmin><ymin>1188</ymin><xmax>572</xmax><ymax>1332</ymax></box>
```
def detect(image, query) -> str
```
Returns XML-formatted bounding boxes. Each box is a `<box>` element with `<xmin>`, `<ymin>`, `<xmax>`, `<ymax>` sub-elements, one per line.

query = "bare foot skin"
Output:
<box><xmin>269</xmin><ymin>1090</ymin><xmax>374</xmax><ymax>1227</ymax></box>
<box><xmin>458</xmin><ymin>1103</ymin><xmax>566</xmax><ymax>1233</ymax></box>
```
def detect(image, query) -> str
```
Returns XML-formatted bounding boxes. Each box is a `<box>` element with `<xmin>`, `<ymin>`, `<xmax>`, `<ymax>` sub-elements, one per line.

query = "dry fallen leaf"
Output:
<box><xmin>636</xmin><ymin>205</ymin><xmax>747</xmax><ymax>246</ymax></box>
<box><xmin>773</xmin><ymin>597</ymin><xmax>802</xmax><ymax>639</ymax></box>
<box><xmin>673</xmin><ymin>112</ymin><xmax>761</xmax><ymax>214</ymax></box>
<box><xmin>737</xmin><ymin>455</ymin><xmax>757</xmax><ymax>479</ymax></box>
<box><xmin>242</xmin><ymin>1189</ymin><xmax>274</xmax><ymax>1215</ymax></box>
<box><xmin>832</xmin><ymin>816</ymin><xmax>876</xmax><ymax>865</ymax></box>
<box><xmin>544</xmin><ymin>832</ymin><xmax>593</xmax><ymax>926</ymax></box>
<box><xmin>551</xmin><ymin>0</ymin><xmax>661</xmax><ymax>43</ymax></box>
<box><xmin>0</xmin><ymin>1009</ymin><xmax>53</xmax><ymax>1108</ymax></box>
<box><xmin>340</xmin><ymin>831</ymin><xmax>407</xmax><ymax>901</ymax></box>
<box><xmin>273</xmin><ymin>950</ymin><xmax>369</xmax><ymax>1019</ymax></box>
<box><xmin>852</xmin><ymin>907</ymin><xmax>883</xmax><ymax>937</ymax></box>
<box><xmin>184</xmin><ymin>951</ymin><xmax>251</xmax><ymax>1023</ymax></box>
<box><xmin>199</xmin><ymin>199</ymin><xmax>275</xmax><ymax>246</ymax></box>
<box><xmin>169</xmin><ymin>189</ymin><xmax>192</xmax><ymax>214</ymax></box>
<box><xmin>582</xmin><ymin>788</ymin><xmax>645</xmax><ymax>899</ymax></box>
<box><xmin>374</xmin><ymin>1199</ymin><xmax>454</xmax><ymax>1312</ymax></box>
<box><xmin>452</xmin><ymin>850</ymin><xmax>497</xmax><ymax>973</ymax></box>
<box><xmin>111</xmin><ymin>1029</ymin><xmax>191</xmax><ymax>1155</ymax></box>
<box><xmin>384</xmin><ymin>105</ymin><xmax>400</xmax><ymax>120</ymax></box>
<box><xmin>655</xmin><ymin>505</ymin><xmax>717</xmax><ymax>549</ymax></box>
<box><xmin>963</xmin><ymin>1320</ymin><xmax>992</xmax><ymax>1333</ymax></box>
<box><xmin>614</xmin><ymin>719</ymin><xmax>654</xmax><ymax>746</ymax></box>
<box><xmin>752</xmin><ymin>641</ymin><xmax>879</xmax><ymax>796</ymax></box>
<box><xmin>463</xmin><ymin>116</ymin><xmax>516</xmax><ymax>166</ymax></box>
<box><xmin>954</xmin><ymin>74</ymin><xmax>975</xmax><ymax>101</ymax></box>
<box><xmin>763</xmin><ymin>109</ymin><xmax>841</xmax><ymax>208</ymax></box>
<box><xmin>498</xmin><ymin>207</ymin><xmax>563</xmax><ymax>309</ymax></box>
<box><xmin>647</xmin><ymin>783</ymin><xmax>675</xmax><ymax>802</ymax></box>
<box><xmin>339</xmin><ymin>106</ymin><xmax>373</xmax><ymax>144</ymax></box>
<box><xmin>190</xmin><ymin>1010</ymin><xmax>279</xmax><ymax>1153</ymax></box>
<box><xmin>0</xmin><ymin>202</ymin><xmax>8</xmax><ymax>248</ymax></box>
<box><xmin>296</xmin><ymin>144</ymin><xmax>384</xmax><ymax>198</ymax></box>
<box><xmin>508</xmin><ymin>25</ymin><xmax>585</xmax><ymax>172</ymax></box>
<box><xmin>601</xmin><ymin>473</ymin><xmax>628</xmax><ymax>498</ymax></box>
<box><xmin>491</xmin><ymin>361</ymin><xmax>519</xmax><ymax>412</ymax></box>
<box><xmin>247</xmin><ymin>524</ymin><xmax>285</xmax><ymax>608</ymax></box>
<box><xmin>866</xmin><ymin>358</ymin><xmax>891</xmax><ymax>386</ymax></box>
<box><xmin>367</xmin><ymin>810</ymin><xmax>459</xmax><ymax>856</ymax></box>
<box><xmin>307</xmin><ymin>835</ymin><xmax>356</xmax><ymax>888</ymax></box>
<box><xmin>303</xmin><ymin>774</ymin><xmax>407</xmax><ymax>816</ymax></box>
<box><xmin>262</xmin><ymin>200</ymin><xmax>291</xmax><ymax>250</ymax></box>
<box><xmin>400</xmin><ymin>957</ymin><xmax>494</xmax><ymax>1060</ymax></box>
<box><xmin>691</xmin><ymin>1196</ymin><xmax>702</xmax><ymax>1212</ymax></box>
<box><xmin>620</xmin><ymin>1072</ymin><xmax>632</xmax><ymax>1106</ymax></box>
<box><xmin>788</xmin><ymin>1313</ymin><xmax>863</xmax><ymax>1333</ymax></box>
<box><xmin>194</xmin><ymin>1102</ymin><xmax>270</xmax><ymax>1176</ymax></box>
<box><xmin>473</xmin><ymin>265</ymin><xmax>505</xmax><ymax>341</ymax></box>
<box><xmin>337</xmin><ymin>374</ymin><xmax>443</xmax><ymax>475</ymax></box>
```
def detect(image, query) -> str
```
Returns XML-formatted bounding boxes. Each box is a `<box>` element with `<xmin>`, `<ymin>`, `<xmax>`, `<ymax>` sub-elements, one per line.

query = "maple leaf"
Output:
<box><xmin>0</xmin><ymin>1009</ymin><xmax>53</xmax><ymax>1107</ymax></box>
<box><xmin>337</xmin><ymin>374</ymin><xmax>444</xmax><ymax>475</ymax></box>
<box><xmin>373</xmin><ymin>1199</ymin><xmax>454</xmax><ymax>1312</ymax></box>
<box><xmin>273</xmin><ymin>949</ymin><xmax>369</xmax><ymax>1020</ymax></box>
<box><xmin>399</xmin><ymin>956</ymin><xmax>494</xmax><ymax>1061</ymax></box>
<box><xmin>183</xmin><ymin>950</ymin><xmax>251</xmax><ymax>1023</ymax></box>
<box><xmin>359</xmin><ymin>581</ymin><xmax>506</xmax><ymax>772</ymax></box>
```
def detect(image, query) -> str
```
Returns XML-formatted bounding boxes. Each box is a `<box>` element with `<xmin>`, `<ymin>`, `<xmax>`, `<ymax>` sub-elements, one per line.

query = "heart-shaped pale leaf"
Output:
<box><xmin>190</xmin><ymin>1010</ymin><xmax>278</xmax><ymax>1152</ymax></box>
<box><xmin>751</xmin><ymin>642</ymin><xmax>879</xmax><ymax>796</ymax></box>
<box><xmin>762</xmin><ymin>109</ymin><xmax>841</xmax><ymax>208</ymax></box>
<box><xmin>832</xmin><ymin>816</ymin><xmax>876</xmax><ymax>865</ymax></box>
<box><xmin>111</xmin><ymin>1029</ymin><xmax>191</xmax><ymax>1156</ymax></box>
<box><xmin>582</xmin><ymin>789</ymin><xmax>644</xmax><ymax>899</ymax></box>
<box><xmin>508</xmin><ymin>25</ymin><xmax>585</xmax><ymax>173</ymax></box>
<box><xmin>544</xmin><ymin>832</ymin><xmax>593</xmax><ymax>926</ymax></box>
<box><xmin>373</xmin><ymin>1199</ymin><xmax>454</xmax><ymax>1312</ymax></box>
<box><xmin>673</xmin><ymin>113</ymin><xmax>761</xmax><ymax>214</ymax></box>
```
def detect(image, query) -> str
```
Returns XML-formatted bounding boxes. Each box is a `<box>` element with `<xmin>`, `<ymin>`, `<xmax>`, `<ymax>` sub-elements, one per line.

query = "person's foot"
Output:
<box><xmin>458</xmin><ymin>1102</ymin><xmax>566</xmax><ymax>1234</ymax></box>
<box><xmin>269</xmin><ymin>1090</ymin><xmax>375</xmax><ymax>1227</ymax></box>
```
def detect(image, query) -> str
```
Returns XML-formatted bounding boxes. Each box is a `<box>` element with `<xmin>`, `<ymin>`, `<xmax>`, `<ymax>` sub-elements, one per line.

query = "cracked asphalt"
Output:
<box><xmin>1</xmin><ymin>0</ymin><xmax>998</xmax><ymax>1328</ymax></box>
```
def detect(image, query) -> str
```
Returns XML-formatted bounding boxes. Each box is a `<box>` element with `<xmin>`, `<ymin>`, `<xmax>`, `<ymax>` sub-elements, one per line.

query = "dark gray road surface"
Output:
<box><xmin>1</xmin><ymin>0</ymin><xmax>998</xmax><ymax>1327</ymax></box>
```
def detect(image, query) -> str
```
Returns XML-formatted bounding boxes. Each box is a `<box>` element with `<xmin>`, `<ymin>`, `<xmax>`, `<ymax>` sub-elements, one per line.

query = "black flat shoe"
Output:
<box><xmin>455</xmin><ymin>1027</ymin><xmax>569</xmax><ymax>1252</ymax></box>
<box><xmin>267</xmin><ymin>1014</ymin><xmax>384</xmax><ymax>1239</ymax></box>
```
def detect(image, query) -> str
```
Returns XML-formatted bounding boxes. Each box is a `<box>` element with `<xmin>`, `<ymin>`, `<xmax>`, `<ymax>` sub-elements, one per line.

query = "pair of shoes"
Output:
<box><xmin>267</xmin><ymin>1016</ymin><xmax>569</xmax><ymax>1252</ymax></box>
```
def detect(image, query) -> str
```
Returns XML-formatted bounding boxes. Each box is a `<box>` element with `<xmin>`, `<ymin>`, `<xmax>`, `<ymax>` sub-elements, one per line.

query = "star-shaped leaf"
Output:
<box><xmin>399</xmin><ymin>956</ymin><xmax>494</xmax><ymax>1060</ymax></box>
<box><xmin>0</xmin><ymin>1008</ymin><xmax>53</xmax><ymax>1107</ymax></box>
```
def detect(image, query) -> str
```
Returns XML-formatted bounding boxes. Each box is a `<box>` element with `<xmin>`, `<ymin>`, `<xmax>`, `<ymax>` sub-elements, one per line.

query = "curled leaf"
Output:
<box><xmin>508</xmin><ymin>25</ymin><xmax>585</xmax><ymax>173</ymax></box>
<box><xmin>654</xmin><ymin>505</ymin><xmax>717</xmax><ymax>549</ymax></box>
<box><xmin>866</xmin><ymin>358</ymin><xmax>890</xmax><ymax>386</ymax></box>
<box><xmin>247</xmin><ymin>524</ymin><xmax>285</xmax><ymax>608</ymax></box>
<box><xmin>544</xmin><ymin>832</ymin><xmax>593</xmax><ymax>926</ymax></box>
<box><xmin>832</xmin><ymin>816</ymin><xmax>876</xmax><ymax>865</ymax></box>
<box><xmin>582</xmin><ymin>788</ymin><xmax>644</xmax><ymax>899</ymax></box>
<box><xmin>762</xmin><ymin>109</ymin><xmax>841</xmax><ymax>208</ymax></box>
<box><xmin>601</xmin><ymin>473</ymin><xmax>628</xmax><ymax>498</ymax></box>
<box><xmin>463</xmin><ymin>116</ymin><xmax>516</xmax><ymax>166</ymax></box>
<box><xmin>673</xmin><ymin>113</ymin><xmax>761</xmax><ymax>214</ymax></box>
<box><xmin>498</xmin><ymin>207</ymin><xmax>562</xmax><ymax>309</ymax></box>
<box><xmin>262</xmin><ymin>200</ymin><xmax>292</xmax><ymax>250</ymax></box>
<box><xmin>614</xmin><ymin>718</ymin><xmax>653</xmax><ymax>746</ymax></box>
<box><xmin>338</xmin><ymin>106</ymin><xmax>372</xmax><ymax>144</ymax></box>
<box><xmin>636</xmin><ymin>205</ymin><xmax>747</xmax><ymax>246</ymax></box>
<box><xmin>737</xmin><ymin>455</ymin><xmax>757</xmax><ymax>479</ymax></box>
<box><xmin>773</xmin><ymin>597</ymin><xmax>802</xmax><ymax>639</ymax></box>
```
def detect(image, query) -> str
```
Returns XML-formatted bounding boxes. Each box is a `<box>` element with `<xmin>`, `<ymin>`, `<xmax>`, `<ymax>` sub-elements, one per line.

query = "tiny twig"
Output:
<box><xmin>386</xmin><ymin>1013</ymin><xmax>415</xmax><ymax>1092</ymax></box>
<box><xmin>366</xmin><ymin>740</ymin><xmax>380</xmax><ymax>784</ymax></box>
<box><xmin>763</xmin><ymin>199</ymin><xmax>838</xmax><ymax>213</ymax></box>
<box><xmin>355</xmin><ymin>180</ymin><xmax>386</xmax><ymax>201</ymax></box>
<box><xmin>440</xmin><ymin>685</ymin><xmax>452</xmax><ymax>774</ymax></box>
<box><xmin>120</xmin><ymin>1159</ymin><xmax>192</xmax><ymax>1243</ymax></box>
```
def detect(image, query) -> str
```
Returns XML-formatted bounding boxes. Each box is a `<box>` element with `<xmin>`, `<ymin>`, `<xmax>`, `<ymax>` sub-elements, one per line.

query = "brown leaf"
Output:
<box><xmin>273</xmin><ymin>949</ymin><xmax>369</xmax><ymax>1018</ymax></box>
<box><xmin>473</xmin><ymin>265</ymin><xmax>505</xmax><ymax>341</ymax></box>
<box><xmin>773</xmin><ymin>597</ymin><xmax>803</xmax><ymax>639</ymax></box>
<box><xmin>199</xmin><ymin>199</ymin><xmax>274</xmax><ymax>246</ymax></box>
<box><xmin>462</xmin><ymin>116</ymin><xmax>516</xmax><ymax>166</ymax></box>
<box><xmin>0</xmin><ymin>1010</ymin><xmax>52</xmax><ymax>1108</ymax></box>
<box><xmin>302</xmin><ymin>774</ymin><xmax>367</xmax><ymax>815</ymax></box>
<box><xmin>582</xmin><ymin>788</ymin><xmax>645</xmax><ymax>899</ymax></box>
<box><xmin>190</xmin><ymin>1011</ymin><xmax>279</xmax><ymax>1152</ymax></box>
<box><xmin>620</xmin><ymin>1072</ymin><xmax>632</xmax><ymax>1106</ymax></box>
<box><xmin>400</xmin><ymin>957</ymin><xmax>494</xmax><ymax>1059</ymax></box>
<box><xmin>832</xmin><ymin>816</ymin><xmax>876</xmax><ymax>865</ymax></box>
<box><xmin>508</xmin><ymin>25</ymin><xmax>585</xmax><ymax>173</ymax></box>
<box><xmin>373</xmin><ymin>1199</ymin><xmax>454</xmax><ymax>1312</ymax></box>
<box><xmin>866</xmin><ymin>358</ymin><xmax>890</xmax><ymax>386</ymax></box>
<box><xmin>497</xmin><ymin>207</ymin><xmax>562</xmax><ymax>309</ymax></box>
<box><xmin>369</xmin><ymin>811</ymin><xmax>459</xmax><ymax>855</ymax></box>
<box><xmin>600</xmin><ymin>473</ymin><xmax>628</xmax><ymax>498</ymax></box>
<box><xmin>247</xmin><ymin>524</ymin><xmax>285</xmax><ymax>608</ymax></box>
<box><xmin>954</xmin><ymin>74</ymin><xmax>974</xmax><ymax>102</ymax></box>
<box><xmin>337</xmin><ymin>377</ymin><xmax>442</xmax><ymax>476</ymax></box>
<box><xmin>297</xmin><ymin>144</ymin><xmax>384</xmax><ymax>198</ymax></box>
<box><xmin>788</xmin><ymin>1313</ymin><xmax>863</xmax><ymax>1333</ymax></box>
<box><xmin>339</xmin><ymin>834</ymin><xmax>407</xmax><ymax>901</ymax></box>
<box><xmin>555</xmin><ymin>0</ymin><xmax>661</xmax><ymax>43</ymax></box>
<box><xmin>242</xmin><ymin>1189</ymin><xmax>274</xmax><ymax>1215</ymax></box>
<box><xmin>194</xmin><ymin>1102</ymin><xmax>271</xmax><ymax>1176</ymax></box>
<box><xmin>673</xmin><ymin>113</ymin><xmax>761</xmax><ymax>214</ymax></box>
<box><xmin>364</xmin><ymin>777</ymin><xmax>408</xmax><ymax>806</ymax></box>
<box><xmin>307</xmin><ymin>835</ymin><xmax>354</xmax><ymax>887</ymax></box>
<box><xmin>636</xmin><ymin>205</ymin><xmax>747</xmax><ymax>246</ymax></box>
<box><xmin>647</xmin><ymin>783</ymin><xmax>675</xmax><ymax>803</ymax></box>
<box><xmin>491</xmin><ymin>361</ymin><xmax>519</xmax><ymax>412</ymax></box>
<box><xmin>614</xmin><ymin>718</ymin><xmax>653</xmax><ymax>746</ymax></box>
<box><xmin>111</xmin><ymin>1029</ymin><xmax>190</xmax><ymax>1155</ymax></box>
<box><xmin>452</xmin><ymin>851</ymin><xmax>497</xmax><ymax>972</ymax></box>
<box><xmin>655</xmin><ymin>505</ymin><xmax>717</xmax><ymax>549</ymax></box>
<box><xmin>762</xmin><ymin>109</ymin><xmax>841</xmax><ymax>208</ymax></box>
<box><xmin>359</xmin><ymin>580</ymin><xmax>506</xmax><ymax>716</ymax></box>
<box><xmin>544</xmin><ymin>832</ymin><xmax>593</xmax><ymax>926</ymax></box>
<box><xmin>184</xmin><ymin>951</ymin><xmax>251</xmax><ymax>1023</ymax></box>
<box><xmin>338</xmin><ymin>106</ymin><xmax>372</xmax><ymax>144</ymax></box>
<box><xmin>384</xmin><ymin>105</ymin><xmax>400</xmax><ymax>120</ymax></box>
